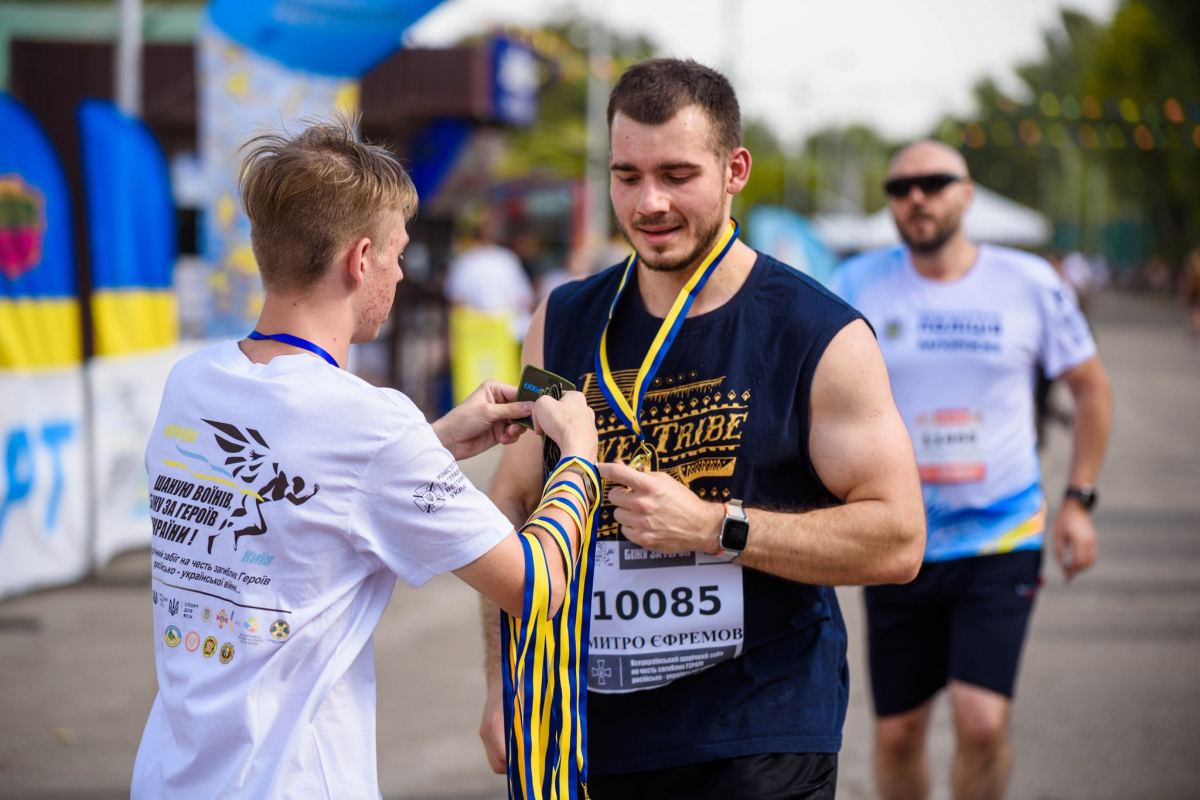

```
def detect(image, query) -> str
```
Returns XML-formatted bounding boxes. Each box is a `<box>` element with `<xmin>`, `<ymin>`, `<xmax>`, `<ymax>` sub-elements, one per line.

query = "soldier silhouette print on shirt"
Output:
<box><xmin>202</xmin><ymin>419</ymin><xmax>319</xmax><ymax>553</ymax></box>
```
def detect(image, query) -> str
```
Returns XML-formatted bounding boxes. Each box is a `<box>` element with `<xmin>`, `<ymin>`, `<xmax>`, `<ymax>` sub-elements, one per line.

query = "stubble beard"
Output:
<box><xmin>898</xmin><ymin>207</ymin><xmax>961</xmax><ymax>255</ymax></box>
<box><xmin>620</xmin><ymin>198</ymin><xmax>727</xmax><ymax>274</ymax></box>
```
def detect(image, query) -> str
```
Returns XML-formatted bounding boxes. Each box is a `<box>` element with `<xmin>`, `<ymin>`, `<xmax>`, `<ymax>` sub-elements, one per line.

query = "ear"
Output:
<box><xmin>344</xmin><ymin>236</ymin><xmax>372</xmax><ymax>288</ymax></box>
<box><xmin>960</xmin><ymin>178</ymin><xmax>976</xmax><ymax>211</ymax></box>
<box><xmin>727</xmin><ymin>147</ymin><xmax>752</xmax><ymax>195</ymax></box>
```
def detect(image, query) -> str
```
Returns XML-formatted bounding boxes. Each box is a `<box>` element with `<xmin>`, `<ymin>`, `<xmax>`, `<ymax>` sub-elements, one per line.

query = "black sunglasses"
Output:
<box><xmin>884</xmin><ymin>173</ymin><xmax>963</xmax><ymax>198</ymax></box>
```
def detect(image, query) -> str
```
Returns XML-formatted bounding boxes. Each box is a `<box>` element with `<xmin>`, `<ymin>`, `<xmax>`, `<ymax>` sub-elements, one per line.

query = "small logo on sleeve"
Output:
<box><xmin>413</xmin><ymin>482</ymin><xmax>447</xmax><ymax>513</ymax></box>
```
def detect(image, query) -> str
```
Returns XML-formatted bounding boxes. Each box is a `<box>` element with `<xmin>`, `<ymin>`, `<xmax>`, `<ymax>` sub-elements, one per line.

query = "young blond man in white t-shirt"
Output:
<box><xmin>132</xmin><ymin>116</ymin><xmax>599</xmax><ymax>799</ymax></box>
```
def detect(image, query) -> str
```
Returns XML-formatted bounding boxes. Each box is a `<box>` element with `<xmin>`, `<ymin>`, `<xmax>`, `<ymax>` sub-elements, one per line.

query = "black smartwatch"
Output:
<box><xmin>714</xmin><ymin>499</ymin><xmax>749</xmax><ymax>561</ymax></box>
<box><xmin>1064</xmin><ymin>485</ymin><xmax>1097</xmax><ymax>511</ymax></box>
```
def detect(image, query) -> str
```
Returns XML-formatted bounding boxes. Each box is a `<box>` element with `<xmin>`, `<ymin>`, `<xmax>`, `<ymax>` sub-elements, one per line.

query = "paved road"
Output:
<box><xmin>1</xmin><ymin>292</ymin><xmax>1197</xmax><ymax>799</ymax></box>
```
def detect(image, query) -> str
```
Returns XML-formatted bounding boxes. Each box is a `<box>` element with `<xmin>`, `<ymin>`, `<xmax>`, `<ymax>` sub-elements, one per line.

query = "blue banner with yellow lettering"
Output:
<box><xmin>0</xmin><ymin>92</ymin><xmax>80</xmax><ymax>369</ymax></box>
<box><xmin>78</xmin><ymin>99</ymin><xmax>179</xmax><ymax>356</ymax></box>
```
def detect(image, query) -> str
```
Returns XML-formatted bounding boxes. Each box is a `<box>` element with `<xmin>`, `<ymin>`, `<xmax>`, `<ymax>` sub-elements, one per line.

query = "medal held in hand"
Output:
<box><xmin>594</xmin><ymin>219</ymin><xmax>740</xmax><ymax>474</ymax></box>
<box><xmin>514</xmin><ymin>365</ymin><xmax>576</xmax><ymax>430</ymax></box>
<box><xmin>628</xmin><ymin>440</ymin><xmax>657</xmax><ymax>473</ymax></box>
<box><xmin>513</xmin><ymin>364</ymin><xmax>579</xmax><ymax>478</ymax></box>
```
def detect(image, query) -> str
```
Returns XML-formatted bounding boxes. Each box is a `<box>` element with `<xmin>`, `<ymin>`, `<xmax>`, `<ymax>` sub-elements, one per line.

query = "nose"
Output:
<box><xmin>635</xmin><ymin>179</ymin><xmax>671</xmax><ymax>217</ymax></box>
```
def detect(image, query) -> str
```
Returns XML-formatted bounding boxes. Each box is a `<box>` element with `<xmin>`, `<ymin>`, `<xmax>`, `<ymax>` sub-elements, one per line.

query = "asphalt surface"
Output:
<box><xmin>1</xmin><ymin>291</ymin><xmax>1197</xmax><ymax>800</ymax></box>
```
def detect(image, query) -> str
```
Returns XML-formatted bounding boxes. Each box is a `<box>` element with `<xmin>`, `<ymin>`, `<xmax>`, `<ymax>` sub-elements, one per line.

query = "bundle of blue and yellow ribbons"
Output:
<box><xmin>502</xmin><ymin>456</ymin><xmax>601</xmax><ymax>800</ymax></box>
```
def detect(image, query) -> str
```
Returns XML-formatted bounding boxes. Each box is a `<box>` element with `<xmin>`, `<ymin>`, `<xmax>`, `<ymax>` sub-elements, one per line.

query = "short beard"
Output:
<box><xmin>899</xmin><ymin>211</ymin><xmax>960</xmax><ymax>255</ymax></box>
<box><xmin>620</xmin><ymin>204</ymin><xmax>727</xmax><ymax>274</ymax></box>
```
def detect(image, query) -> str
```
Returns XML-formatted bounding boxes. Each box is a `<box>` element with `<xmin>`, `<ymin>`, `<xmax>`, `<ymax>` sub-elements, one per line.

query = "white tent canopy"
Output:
<box><xmin>813</xmin><ymin>186</ymin><xmax>1052</xmax><ymax>254</ymax></box>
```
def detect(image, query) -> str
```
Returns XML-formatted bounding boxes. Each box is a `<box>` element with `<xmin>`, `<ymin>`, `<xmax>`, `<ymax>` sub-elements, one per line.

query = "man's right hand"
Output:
<box><xmin>530</xmin><ymin>391</ymin><xmax>598</xmax><ymax>461</ymax></box>
<box><xmin>479</xmin><ymin>677</ymin><xmax>507</xmax><ymax>774</ymax></box>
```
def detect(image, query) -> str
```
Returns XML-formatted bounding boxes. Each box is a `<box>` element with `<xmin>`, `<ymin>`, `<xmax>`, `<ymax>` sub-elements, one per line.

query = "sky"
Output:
<box><xmin>408</xmin><ymin>0</ymin><xmax>1121</xmax><ymax>144</ymax></box>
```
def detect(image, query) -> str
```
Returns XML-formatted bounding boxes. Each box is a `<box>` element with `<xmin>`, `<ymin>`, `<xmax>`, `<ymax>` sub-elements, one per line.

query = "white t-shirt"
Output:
<box><xmin>830</xmin><ymin>244</ymin><xmax>1096</xmax><ymax>561</ymax></box>
<box><xmin>131</xmin><ymin>341</ymin><xmax>512</xmax><ymax>799</ymax></box>
<box><xmin>443</xmin><ymin>244</ymin><xmax>534</xmax><ymax>339</ymax></box>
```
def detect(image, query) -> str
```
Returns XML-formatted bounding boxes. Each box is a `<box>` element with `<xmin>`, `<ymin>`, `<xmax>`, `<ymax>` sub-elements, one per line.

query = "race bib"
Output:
<box><xmin>913</xmin><ymin>408</ymin><xmax>985</xmax><ymax>484</ymax></box>
<box><xmin>587</xmin><ymin>541</ymin><xmax>744</xmax><ymax>694</ymax></box>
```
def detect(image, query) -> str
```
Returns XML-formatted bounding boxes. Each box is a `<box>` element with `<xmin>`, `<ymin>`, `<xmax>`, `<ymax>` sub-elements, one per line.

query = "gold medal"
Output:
<box><xmin>629</xmin><ymin>441</ymin><xmax>656</xmax><ymax>473</ymax></box>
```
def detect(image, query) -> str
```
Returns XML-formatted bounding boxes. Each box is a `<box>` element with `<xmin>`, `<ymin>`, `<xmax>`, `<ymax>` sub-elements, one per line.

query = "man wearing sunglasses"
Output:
<box><xmin>830</xmin><ymin>140</ymin><xmax>1113</xmax><ymax>800</ymax></box>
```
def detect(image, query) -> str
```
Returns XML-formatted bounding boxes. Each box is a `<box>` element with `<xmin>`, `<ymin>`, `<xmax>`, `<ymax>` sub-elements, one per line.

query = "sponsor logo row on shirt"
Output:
<box><xmin>158</xmin><ymin>590</ymin><xmax>291</xmax><ymax>667</ymax></box>
<box><xmin>166</xmin><ymin>625</ymin><xmax>234</xmax><ymax>663</ymax></box>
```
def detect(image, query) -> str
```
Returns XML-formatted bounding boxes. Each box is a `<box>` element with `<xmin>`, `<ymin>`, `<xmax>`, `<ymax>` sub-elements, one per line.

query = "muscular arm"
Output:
<box><xmin>603</xmin><ymin>319</ymin><xmax>925</xmax><ymax>586</ymax></box>
<box><xmin>743</xmin><ymin>319</ymin><xmax>925</xmax><ymax>584</ymax></box>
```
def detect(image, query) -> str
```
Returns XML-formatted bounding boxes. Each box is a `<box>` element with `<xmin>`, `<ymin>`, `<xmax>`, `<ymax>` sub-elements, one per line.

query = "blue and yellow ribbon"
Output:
<box><xmin>594</xmin><ymin>221</ymin><xmax>740</xmax><ymax>445</ymax></box>
<box><xmin>502</xmin><ymin>456</ymin><xmax>601</xmax><ymax>800</ymax></box>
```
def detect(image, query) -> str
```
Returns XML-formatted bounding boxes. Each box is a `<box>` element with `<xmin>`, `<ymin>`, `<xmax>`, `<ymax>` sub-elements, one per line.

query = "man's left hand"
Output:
<box><xmin>434</xmin><ymin>380</ymin><xmax>531</xmax><ymax>461</ymax></box>
<box><xmin>1053</xmin><ymin>499</ymin><xmax>1098</xmax><ymax>582</ymax></box>
<box><xmin>598</xmin><ymin>461</ymin><xmax>723</xmax><ymax>554</ymax></box>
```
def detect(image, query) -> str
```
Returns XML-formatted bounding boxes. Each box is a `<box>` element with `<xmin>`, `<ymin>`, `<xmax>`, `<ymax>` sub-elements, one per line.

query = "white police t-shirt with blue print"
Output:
<box><xmin>131</xmin><ymin>341</ymin><xmax>512</xmax><ymax>800</ymax></box>
<box><xmin>829</xmin><ymin>244</ymin><xmax>1096</xmax><ymax>562</ymax></box>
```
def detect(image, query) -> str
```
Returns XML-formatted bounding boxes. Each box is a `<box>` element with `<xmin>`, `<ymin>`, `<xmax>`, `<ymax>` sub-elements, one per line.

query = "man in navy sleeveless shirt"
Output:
<box><xmin>479</xmin><ymin>59</ymin><xmax>927</xmax><ymax>799</ymax></box>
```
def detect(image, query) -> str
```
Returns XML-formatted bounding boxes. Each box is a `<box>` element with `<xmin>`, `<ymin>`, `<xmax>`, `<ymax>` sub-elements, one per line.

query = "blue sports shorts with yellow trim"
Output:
<box><xmin>864</xmin><ymin>550</ymin><xmax>1042</xmax><ymax>717</ymax></box>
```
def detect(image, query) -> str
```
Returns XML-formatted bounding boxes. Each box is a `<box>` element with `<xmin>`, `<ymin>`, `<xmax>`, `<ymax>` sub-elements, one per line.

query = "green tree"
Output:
<box><xmin>940</xmin><ymin>2</ymin><xmax>1200</xmax><ymax>272</ymax></box>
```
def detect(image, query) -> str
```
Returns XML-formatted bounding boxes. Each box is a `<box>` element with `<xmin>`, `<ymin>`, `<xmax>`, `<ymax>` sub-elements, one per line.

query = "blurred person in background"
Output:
<box><xmin>535</xmin><ymin>229</ymin><xmax>630</xmax><ymax>305</ymax></box>
<box><xmin>443</xmin><ymin>205</ymin><xmax>535</xmax><ymax>342</ymax></box>
<box><xmin>1144</xmin><ymin>255</ymin><xmax>1172</xmax><ymax>293</ymax></box>
<box><xmin>1181</xmin><ymin>247</ymin><xmax>1200</xmax><ymax>342</ymax></box>
<box><xmin>535</xmin><ymin>233</ymin><xmax>598</xmax><ymax>305</ymax></box>
<box><xmin>830</xmin><ymin>140</ymin><xmax>1113</xmax><ymax>800</ymax></box>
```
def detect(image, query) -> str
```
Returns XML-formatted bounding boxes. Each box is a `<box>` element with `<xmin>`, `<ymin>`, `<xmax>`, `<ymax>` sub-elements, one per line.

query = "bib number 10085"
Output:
<box><xmin>593</xmin><ymin>585</ymin><xmax>721</xmax><ymax>621</ymax></box>
<box><xmin>587</xmin><ymin>542</ymin><xmax>744</xmax><ymax>692</ymax></box>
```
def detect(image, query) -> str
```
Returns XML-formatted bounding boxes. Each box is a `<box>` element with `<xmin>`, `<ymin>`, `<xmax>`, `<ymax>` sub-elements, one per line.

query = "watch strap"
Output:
<box><xmin>1065</xmin><ymin>485</ymin><xmax>1097</xmax><ymax>511</ymax></box>
<box><xmin>713</xmin><ymin>499</ymin><xmax>747</xmax><ymax>561</ymax></box>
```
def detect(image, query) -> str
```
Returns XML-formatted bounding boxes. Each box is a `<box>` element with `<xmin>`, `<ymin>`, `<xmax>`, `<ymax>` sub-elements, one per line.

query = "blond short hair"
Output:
<box><xmin>238</xmin><ymin>113</ymin><xmax>418</xmax><ymax>293</ymax></box>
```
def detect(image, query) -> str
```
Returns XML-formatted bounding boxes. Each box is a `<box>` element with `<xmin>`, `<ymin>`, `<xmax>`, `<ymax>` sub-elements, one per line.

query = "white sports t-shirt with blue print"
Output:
<box><xmin>829</xmin><ymin>244</ymin><xmax>1096</xmax><ymax>562</ymax></box>
<box><xmin>131</xmin><ymin>341</ymin><xmax>512</xmax><ymax>800</ymax></box>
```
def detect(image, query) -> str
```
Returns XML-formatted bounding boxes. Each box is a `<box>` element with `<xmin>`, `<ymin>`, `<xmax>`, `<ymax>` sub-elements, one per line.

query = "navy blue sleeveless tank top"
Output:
<box><xmin>544</xmin><ymin>251</ymin><xmax>864</xmax><ymax>773</ymax></box>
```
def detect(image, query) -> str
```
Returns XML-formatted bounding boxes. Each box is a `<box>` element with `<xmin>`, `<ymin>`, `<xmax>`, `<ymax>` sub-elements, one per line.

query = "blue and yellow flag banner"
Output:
<box><xmin>503</xmin><ymin>458</ymin><xmax>601</xmax><ymax>800</ymax></box>
<box><xmin>77</xmin><ymin>99</ymin><xmax>179</xmax><ymax>357</ymax></box>
<box><xmin>0</xmin><ymin>92</ymin><xmax>79</xmax><ymax>370</ymax></box>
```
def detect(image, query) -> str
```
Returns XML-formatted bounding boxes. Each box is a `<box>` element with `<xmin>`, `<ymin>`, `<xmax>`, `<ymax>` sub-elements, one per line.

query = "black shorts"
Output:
<box><xmin>865</xmin><ymin>549</ymin><xmax>1042</xmax><ymax>717</ymax></box>
<box><xmin>586</xmin><ymin>753</ymin><xmax>837</xmax><ymax>800</ymax></box>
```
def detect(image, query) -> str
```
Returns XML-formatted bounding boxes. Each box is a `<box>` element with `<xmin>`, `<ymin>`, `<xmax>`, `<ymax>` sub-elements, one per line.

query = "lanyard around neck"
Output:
<box><xmin>247</xmin><ymin>331</ymin><xmax>340</xmax><ymax>369</ymax></box>
<box><xmin>594</xmin><ymin>219</ymin><xmax>739</xmax><ymax>441</ymax></box>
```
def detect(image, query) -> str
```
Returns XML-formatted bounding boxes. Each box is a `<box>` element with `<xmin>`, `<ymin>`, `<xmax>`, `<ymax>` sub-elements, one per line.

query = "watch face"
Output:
<box><xmin>1068</xmin><ymin>486</ymin><xmax>1097</xmax><ymax>509</ymax></box>
<box><xmin>721</xmin><ymin>518</ymin><xmax>750</xmax><ymax>552</ymax></box>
